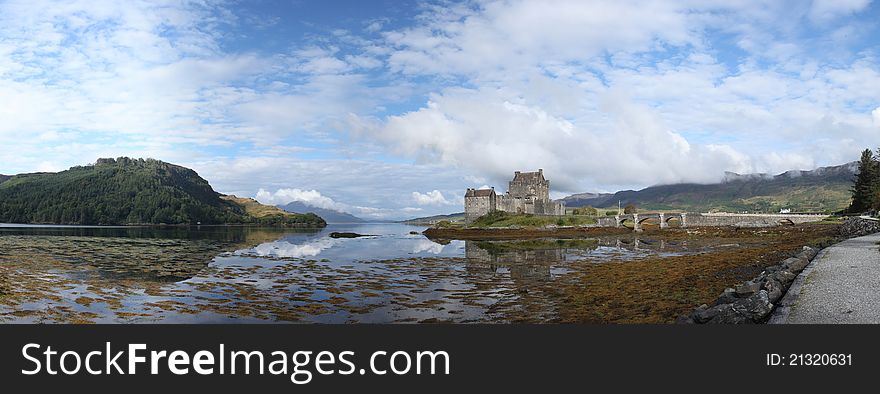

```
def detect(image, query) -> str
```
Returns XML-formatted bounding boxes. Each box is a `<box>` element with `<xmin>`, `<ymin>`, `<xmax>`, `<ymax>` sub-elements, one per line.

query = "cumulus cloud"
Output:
<box><xmin>354</xmin><ymin>0</ymin><xmax>880</xmax><ymax>190</ymax></box>
<box><xmin>411</xmin><ymin>190</ymin><xmax>454</xmax><ymax>206</ymax></box>
<box><xmin>3</xmin><ymin>0</ymin><xmax>879</xmax><ymax>218</ymax></box>
<box><xmin>255</xmin><ymin>188</ymin><xmax>343</xmax><ymax>210</ymax></box>
<box><xmin>358</xmin><ymin>86</ymin><xmax>755</xmax><ymax>191</ymax></box>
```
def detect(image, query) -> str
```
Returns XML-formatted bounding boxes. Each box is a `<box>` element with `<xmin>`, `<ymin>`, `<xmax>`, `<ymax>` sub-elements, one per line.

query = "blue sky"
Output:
<box><xmin>1</xmin><ymin>0</ymin><xmax>879</xmax><ymax>219</ymax></box>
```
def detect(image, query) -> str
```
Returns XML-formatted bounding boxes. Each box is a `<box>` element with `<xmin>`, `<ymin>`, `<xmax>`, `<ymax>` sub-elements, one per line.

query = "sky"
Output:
<box><xmin>1</xmin><ymin>0</ymin><xmax>879</xmax><ymax>220</ymax></box>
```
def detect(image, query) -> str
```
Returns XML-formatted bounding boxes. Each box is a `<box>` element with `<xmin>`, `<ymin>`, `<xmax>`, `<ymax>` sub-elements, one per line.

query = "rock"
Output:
<box><xmin>705</xmin><ymin>304</ymin><xmax>747</xmax><ymax>324</ymax></box>
<box><xmin>799</xmin><ymin>246</ymin><xmax>817</xmax><ymax>260</ymax></box>
<box><xmin>772</xmin><ymin>269</ymin><xmax>797</xmax><ymax>287</ymax></box>
<box><xmin>329</xmin><ymin>232</ymin><xmax>374</xmax><ymax>238</ymax></box>
<box><xmin>708</xmin><ymin>290</ymin><xmax>773</xmax><ymax>324</ymax></box>
<box><xmin>691</xmin><ymin>303</ymin><xmax>733</xmax><ymax>323</ymax></box>
<box><xmin>675</xmin><ymin>315</ymin><xmax>695</xmax><ymax>324</ymax></box>
<box><xmin>735</xmin><ymin>280</ymin><xmax>762</xmax><ymax>297</ymax></box>
<box><xmin>762</xmin><ymin>278</ymin><xmax>783</xmax><ymax>303</ymax></box>
<box><xmin>712</xmin><ymin>288</ymin><xmax>739</xmax><ymax>306</ymax></box>
<box><xmin>782</xmin><ymin>257</ymin><xmax>810</xmax><ymax>273</ymax></box>
<box><xmin>689</xmin><ymin>303</ymin><xmax>708</xmax><ymax>320</ymax></box>
<box><xmin>409</xmin><ymin>231</ymin><xmax>420</xmax><ymax>235</ymax></box>
<box><xmin>737</xmin><ymin>290</ymin><xmax>773</xmax><ymax>320</ymax></box>
<box><xmin>840</xmin><ymin>217</ymin><xmax>880</xmax><ymax>237</ymax></box>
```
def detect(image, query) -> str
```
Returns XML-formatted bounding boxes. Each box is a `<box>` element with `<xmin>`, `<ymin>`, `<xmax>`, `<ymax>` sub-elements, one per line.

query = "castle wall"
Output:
<box><xmin>464</xmin><ymin>170</ymin><xmax>565</xmax><ymax>223</ymax></box>
<box><xmin>508</xmin><ymin>180</ymin><xmax>549</xmax><ymax>200</ymax></box>
<box><xmin>464</xmin><ymin>195</ymin><xmax>494</xmax><ymax>222</ymax></box>
<box><xmin>496</xmin><ymin>195</ymin><xmax>563</xmax><ymax>216</ymax></box>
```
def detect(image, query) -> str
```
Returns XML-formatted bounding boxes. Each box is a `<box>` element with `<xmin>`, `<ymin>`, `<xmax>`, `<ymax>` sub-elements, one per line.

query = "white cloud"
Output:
<box><xmin>255</xmin><ymin>188</ymin><xmax>344</xmax><ymax>211</ymax></box>
<box><xmin>352</xmin><ymin>0</ymin><xmax>880</xmax><ymax>190</ymax></box>
<box><xmin>412</xmin><ymin>190</ymin><xmax>453</xmax><ymax>206</ymax></box>
<box><xmin>2</xmin><ymin>0</ymin><xmax>879</xmax><ymax>215</ymax></box>
<box><xmin>385</xmin><ymin>0</ymin><xmax>698</xmax><ymax>76</ymax></box>
<box><xmin>808</xmin><ymin>0</ymin><xmax>871</xmax><ymax>22</ymax></box>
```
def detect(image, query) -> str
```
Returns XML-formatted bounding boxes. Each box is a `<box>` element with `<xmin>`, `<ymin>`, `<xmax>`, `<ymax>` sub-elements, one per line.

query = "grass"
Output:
<box><xmin>549</xmin><ymin>224</ymin><xmax>842</xmax><ymax>323</ymax></box>
<box><xmin>815</xmin><ymin>216</ymin><xmax>844</xmax><ymax>225</ymax></box>
<box><xmin>470</xmin><ymin>211</ymin><xmax>597</xmax><ymax>228</ymax></box>
<box><xmin>220</xmin><ymin>195</ymin><xmax>297</xmax><ymax>218</ymax></box>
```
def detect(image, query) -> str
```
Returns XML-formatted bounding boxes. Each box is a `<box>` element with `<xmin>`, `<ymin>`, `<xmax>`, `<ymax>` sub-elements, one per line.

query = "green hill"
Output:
<box><xmin>561</xmin><ymin>162</ymin><xmax>856</xmax><ymax>213</ymax></box>
<box><xmin>0</xmin><ymin>157</ymin><xmax>326</xmax><ymax>226</ymax></box>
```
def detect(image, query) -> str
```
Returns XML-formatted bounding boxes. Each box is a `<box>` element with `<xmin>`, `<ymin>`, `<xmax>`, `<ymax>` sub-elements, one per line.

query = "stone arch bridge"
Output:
<box><xmin>595</xmin><ymin>212</ymin><xmax>827</xmax><ymax>232</ymax></box>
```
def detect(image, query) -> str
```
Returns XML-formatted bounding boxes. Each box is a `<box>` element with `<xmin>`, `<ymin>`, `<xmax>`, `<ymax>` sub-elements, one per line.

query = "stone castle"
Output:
<box><xmin>464</xmin><ymin>169</ymin><xmax>565</xmax><ymax>223</ymax></box>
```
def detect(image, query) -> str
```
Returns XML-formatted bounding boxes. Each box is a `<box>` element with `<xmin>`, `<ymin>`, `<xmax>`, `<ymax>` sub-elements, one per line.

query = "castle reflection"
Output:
<box><xmin>463</xmin><ymin>237</ymin><xmax>689</xmax><ymax>282</ymax></box>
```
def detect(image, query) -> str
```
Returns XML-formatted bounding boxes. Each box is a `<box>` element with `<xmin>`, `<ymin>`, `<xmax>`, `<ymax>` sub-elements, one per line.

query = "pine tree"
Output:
<box><xmin>850</xmin><ymin>149</ymin><xmax>879</xmax><ymax>213</ymax></box>
<box><xmin>871</xmin><ymin>148</ymin><xmax>880</xmax><ymax>212</ymax></box>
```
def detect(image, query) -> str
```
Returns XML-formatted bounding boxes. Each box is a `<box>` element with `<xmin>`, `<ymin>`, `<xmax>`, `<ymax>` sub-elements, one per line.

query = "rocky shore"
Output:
<box><xmin>678</xmin><ymin>217</ymin><xmax>880</xmax><ymax>324</ymax></box>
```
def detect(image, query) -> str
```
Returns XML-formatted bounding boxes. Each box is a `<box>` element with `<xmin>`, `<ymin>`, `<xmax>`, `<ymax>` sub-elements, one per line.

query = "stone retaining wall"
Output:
<box><xmin>839</xmin><ymin>216</ymin><xmax>880</xmax><ymax>237</ymax></box>
<box><xmin>677</xmin><ymin>246</ymin><xmax>820</xmax><ymax>324</ymax></box>
<box><xmin>679</xmin><ymin>217</ymin><xmax>880</xmax><ymax>324</ymax></box>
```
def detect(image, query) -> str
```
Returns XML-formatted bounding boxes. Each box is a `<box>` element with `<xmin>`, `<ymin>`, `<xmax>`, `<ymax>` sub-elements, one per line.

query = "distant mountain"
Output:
<box><xmin>0</xmin><ymin>157</ymin><xmax>326</xmax><ymax>226</ymax></box>
<box><xmin>400</xmin><ymin>212</ymin><xmax>465</xmax><ymax>225</ymax></box>
<box><xmin>560</xmin><ymin>162</ymin><xmax>857</xmax><ymax>213</ymax></box>
<box><xmin>556</xmin><ymin>192</ymin><xmax>615</xmax><ymax>208</ymax></box>
<box><xmin>279</xmin><ymin>201</ymin><xmax>365</xmax><ymax>223</ymax></box>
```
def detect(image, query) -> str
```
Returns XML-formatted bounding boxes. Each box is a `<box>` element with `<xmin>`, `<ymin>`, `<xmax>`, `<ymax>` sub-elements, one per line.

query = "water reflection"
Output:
<box><xmin>1</xmin><ymin>223</ymin><xmax>701</xmax><ymax>323</ymax></box>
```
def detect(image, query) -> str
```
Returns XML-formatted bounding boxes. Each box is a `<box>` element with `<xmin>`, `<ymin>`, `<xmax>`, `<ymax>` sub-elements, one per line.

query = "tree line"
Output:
<box><xmin>849</xmin><ymin>148</ymin><xmax>880</xmax><ymax>213</ymax></box>
<box><xmin>0</xmin><ymin>157</ymin><xmax>325</xmax><ymax>226</ymax></box>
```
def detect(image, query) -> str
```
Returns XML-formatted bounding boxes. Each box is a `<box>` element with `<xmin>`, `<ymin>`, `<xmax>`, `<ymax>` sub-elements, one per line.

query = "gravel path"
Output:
<box><xmin>772</xmin><ymin>232</ymin><xmax>880</xmax><ymax>324</ymax></box>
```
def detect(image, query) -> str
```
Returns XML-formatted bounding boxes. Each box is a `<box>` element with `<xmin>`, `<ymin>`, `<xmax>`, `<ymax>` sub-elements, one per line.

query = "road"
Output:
<box><xmin>771</xmin><ymin>232</ymin><xmax>880</xmax><ymax>324</ymax></box>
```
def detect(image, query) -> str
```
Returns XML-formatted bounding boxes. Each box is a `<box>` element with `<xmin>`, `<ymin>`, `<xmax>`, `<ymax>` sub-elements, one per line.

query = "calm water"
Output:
<box><xmin>0</xmin><ymin>223</ymin><xmax>698</xmax><ymax>323</ymax></box>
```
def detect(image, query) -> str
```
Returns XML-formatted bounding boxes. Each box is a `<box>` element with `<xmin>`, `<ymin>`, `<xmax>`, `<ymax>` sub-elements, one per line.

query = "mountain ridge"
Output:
<box><xmin>278</xmin><ymin>201</ymin><xmax>366</xmax><ymax>223</ymax></box>
<box><xmin>560</xmin><ymin>162</ymin><xmax>856</xmax><ymax>213</ymax></box>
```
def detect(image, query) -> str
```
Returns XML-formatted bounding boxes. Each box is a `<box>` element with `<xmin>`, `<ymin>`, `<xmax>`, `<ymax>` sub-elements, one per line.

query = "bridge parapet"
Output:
<box><xmin>594</xmin><ymin>212</ymin><xmax>825</xmax><ymax>232</ymax></box>
<box><xmin>686</xmin><ymin>213</ymin><xmax>826</xmax><ymax>227</ymax></box>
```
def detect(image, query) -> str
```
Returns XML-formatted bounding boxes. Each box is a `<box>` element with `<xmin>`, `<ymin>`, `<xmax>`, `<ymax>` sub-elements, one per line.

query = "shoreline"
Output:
<box><xmin>423</xmin><ymin>226</ymin><xmax>633</xmax><ymax>240</ymax></box>
<box><xmin>0</xmin><ymin>222</ymin><xmax>327</xmax><ymax>229</ymax></box>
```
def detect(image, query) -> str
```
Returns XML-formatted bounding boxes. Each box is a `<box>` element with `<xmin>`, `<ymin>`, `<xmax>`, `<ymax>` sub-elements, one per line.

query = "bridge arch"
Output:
<box><xmin>637</xmin><ymin>216</ymin><xmax>655</xmax><ymax>224</ymax></box>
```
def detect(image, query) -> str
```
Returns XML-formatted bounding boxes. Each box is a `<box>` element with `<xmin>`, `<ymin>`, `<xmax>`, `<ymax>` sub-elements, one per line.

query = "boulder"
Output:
<box><xmin>329</xmin><ymin>232</ymin><xmax>374</xmax><ymax>238</ymax></box>
<box><xmin>692</xmin><ymin>303</ymin><xmax>731</xmax><ymax>323</ymax></box>
<box><xmin>772</xmin><ymin>269</ymin><xmax>797</xmax><ymax>287</ymax></box>
<box><xmin>675</xmin><ymin>315</ymin><xmax>695</xmax><ymax>324</ymax></box>
<box><xmin>799</xmin><ymin>246</ymin><xmax>817</xmax><ymax>260</ymax></box>
<box><xmin>706</xmin><ymin>304</ymin><xmax>749</xmax><ymax>324</ymax></box>
<box><xmin>737</xmin><ymin>290</ymin><xmax>773</xmax><ymax>321</ymax></box>
<box><xmin>712</xmin><ymin>288</ymin><xmax>739</xmax><ymax>306</ymax></box>
<box><xmin>735</xmin><ymin>280</ymin><xmax>762</xmax><ymax>297</ymax></box>
<box><xmin>762</xmin><ymin>278</ymin><xmax>783</xmax><ymax>303</ymax></box>
<box><xmin>782</xmin><ymin>257</ymin><xmax>810</xmax><ymax>273</ymax></box>
<box><xmin>708</xmin><ymin>290</ymin><xmax>773</xmax><ymax>324</ymax></box>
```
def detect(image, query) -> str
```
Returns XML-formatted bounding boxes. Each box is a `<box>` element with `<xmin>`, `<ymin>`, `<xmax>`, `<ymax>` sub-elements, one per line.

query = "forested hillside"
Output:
<box><xmin>0</xmin><ymin>157</ymin><xmax>325</xmax><ymax>226</ymax></box>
